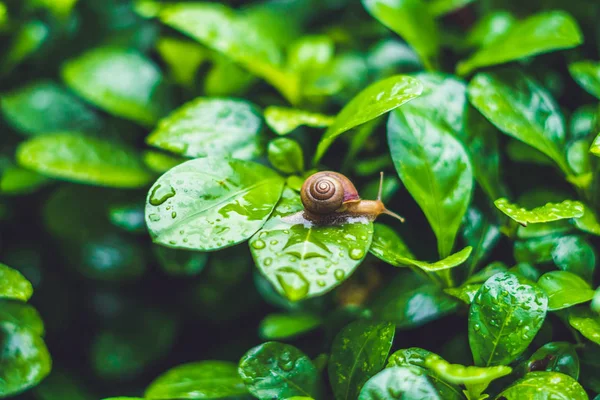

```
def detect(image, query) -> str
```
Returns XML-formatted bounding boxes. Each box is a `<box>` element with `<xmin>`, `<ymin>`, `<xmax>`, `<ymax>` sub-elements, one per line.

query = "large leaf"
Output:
<box><xmin>568</xmin><ymin>307</ymin><xmax>600</xmax><ymax>345</ymax></box>
<box><xmin>538</xmin><ymin>271</ymin><xmax>595</xmax><ymax>311</ymax></box>
<box><xmin>328</xmin><ymin>320</ymin><xmax>395</xmax><ymax>400</ymax></box>
<box><xmin>494</xmin><ymin>198</ymin><xmax>584</xmax><ymax>226</ymax></box>
<box><xmin>358</xmin><ymin>366</ymin><xmax>442</xmax><ymax>400</ymax></box>
<box><xmin>264</xmin><ymin>107</ymin><xmax>334</xmax><ymax>136</ymax></box>
<box><xmin>362</xmin><ymin>0</ymin><xmax>439</xmax><ymax>70</ymax></box>
<box><xmin>0</xmin><ymin>263</ymin><xmax>33</xmax><ymax>302</ymax></box>
<box><xmin>468</xmin><ymin>70</ymin><xmax>571</xmax><ymax>175</ymax></box>
<box><xmin>569</xmin><ymin>60</ymin><xmax>600</xmax><ymax>99</ymax></box>
<box><xmin>250</xmin><ymin>188</ymin><xmax>372</xmax><ymax>301</ymax></box>
<box><xmin>314</xmin><ymin>75</ymin><xmax>422</xmax><ymax>164</ymax></box>
<box><xmin>145</xmin><ymin>361</ymin><xmax>248</xmax><ymax>399</ymax></box>
<box><xmin>61</xmin><ymin>46</ymin><xmax>172</xmax><ymax>126</ymax></box>
<box><xmin>388</xmin><ymin>108</ymin><xmax>473</xmax><ymax>258</ymax></box>
<box><xmin>497</xmin><ymin>372</ymin><xmax>588</xmax><ymax>400</ymax></box>
<box><xmin>16</xmin><ymin>133</ymin><xmax>153</xmax><ymax>188</ymax></box>
<box><xmin>146</xmin><ymin>158</ymin><xmax>284</xmax><ymax>251</ymax></box>
<box><xmin>238</xmin><ymin>342</ymin><xmax>318</xmax><ymax>399</ymax></box>
<box><xmin>457</xmin><ymin>11</ymin><xmax>583</xmax><ymax>75</ymax></box>
<box><xmin>146</xmin><ymin>97</ymin><xmax>263</xmax><ymax>160</ymax></box>
<box><xmin>469</xmin><ymin>272</ymin><xmax>548</xmax><ymax>366</ymax></box>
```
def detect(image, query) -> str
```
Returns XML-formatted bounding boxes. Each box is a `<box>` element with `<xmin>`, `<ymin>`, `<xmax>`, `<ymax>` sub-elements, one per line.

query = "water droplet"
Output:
<box><xmin>149</xmin><ymin>184</ymin><xmax>176</xmax><ymax>206</ymax></box>
<box><xmin>334</xmin><ymin>269</ymin><xmax>345</xmax><ymax>281</ymax></box>
<box><xmin>317</xmin><ymin>268</ymin><xmax>327</xmax><ymax>275</ymax></box>
<box><xmin>275</xmin><ymin>268</ymin><xmax>310</xmax><ymax>301</ymax></box>
<box><xmin>169</xmin><ymin>240</ymin><xmax>176</xmax><ymax>245</ymax></box>
<box><xmin>473</xmin><ymin>323</ymin><xmax>481</xmax><ymax>332</ymax></box>
<box><xmin>283</xmin><ymin>230</ymin><xmax>289</xmax><ymax>234</ymax></box>
<box><xmin>349</xmin><ymin>248</ymin><xmax>365</xmax><ymax>260</ymax></box>
<box><xmin>148</xmin><ymin>213</ymin><xmax>160</xmax><ymax>222</ymax></box>
<box><xmin>264</xmin><ymin>257</ymin><xmax>272</xmax><ymax>267</ymax></box>
<box><xmin>252</xmin><ymin>240</ymin><xmax>266</xmax><ymax>250</ymax></box>
<box><xmin>171</xmin><ymin>211</ymin><xmax>177</xmax><ymax>219</ymax></box>
<box><xmin>183</xmin><ymin>238</ymin><xmax>188</xmax><ymax>243</ymax></box>
<box><xmin>270</xmin><ymin>240</ymin><xmax>279</xmax><ymax>245</ymax></box>
<box><xmin>317</xmin><ymin>280</ymin><xmax>326</xmax><ymax>287</ymax></box>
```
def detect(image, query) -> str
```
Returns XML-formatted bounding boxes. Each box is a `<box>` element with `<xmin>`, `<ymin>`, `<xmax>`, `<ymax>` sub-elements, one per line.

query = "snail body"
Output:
<box><xmin>300</xmin><ymin>171</ymin><xmax>404</xmax><ymax>224</ymax></box>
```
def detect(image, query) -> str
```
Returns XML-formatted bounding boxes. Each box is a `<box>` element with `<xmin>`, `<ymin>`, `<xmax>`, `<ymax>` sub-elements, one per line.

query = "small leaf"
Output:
<box><xmin>538</xmin><ymin>271</ymin><xmax>595</xmax><ymax>311</ymax></box>
<box><xmin>143</xmin><ymin>151</ymin><xmax>185</xmax><ymax>174</ymax></box>
<box><xmin>61</xmin><ymin>46</ymin><xmax>173</xmax><ymax>126</ymax></box>
<box><xmin>362</xmin><ymin>0</ymin><xmax>439</xmax><ymax>70</ymax></box>
<box><xmin>369</xmin><ymin>223</ymin><xmax>415</xmax><ymax>266</ymax></box>
<box><xmin>551</xmin><ymin>235</ymin><xmax>597</xmax><ymax>280</ymax></box>
<box><xmin>156</xmin><ymin>37</ymin><xmax>207</xmax><ymax>86</ymax></box>
<box><xmin>250</xmin><ymin>188</ymin><xmax>373</xmax><ymax>301</ymax></box>
<box><xmin>525</xmin><ymin>342</ymin><xmax>579</xmax><ymax>379</ymax></box>
<box><xmin>108</xmin><ymin>201</ymin><xmax>146</xmax><ymax>234</ymax></box>
<box><xmin>264</xmin><ymin>107</ymin><xmax>334</xmax><ymax>135</ymax></box>
<box><xmin>314</xmin><ymin>75</ymin><xmax>422</xmax><ymax>164</ymax></box>
<box><xmin>469</xmin><ymin>272</ymin><xmax>548</xmax><ymax>366</ymax></box>
<box><xmin>497</xmin><ymin>372</ymin><xmax>588</xmax><ymax>400</ymax></box>
<box><xmin>444</xmin><ymin>284</ymin><xmax>481</xmax><ymax>305</ymax></box>
<box><xmin>590</xmin><ymin>133</ymin><xmax>600</xmax><ymax>157</ymax></box>
<box><xmin>457</xmin><ymin>11</ymin><xmax>582</xmax><ymax>75</ymax></box>
<box><xmin>358</xmin><ymin>366</ymin><xmax>442</xmax><ymax>400</ymax></box>
<box><xmin>146</xmin><ymin>97</ymin><xmax>263</xmax><ymax>160</ymax></box>
<box><xmin>145</xmin><ymin>361</ymin><xmax>248</xmax><ymax>399</ymax></box>
<box><xmin>17</xmin><ymin>133</ymin><xmax>153</xmax><ymax>188</ymax></box>
<box><xmin>328</xmin><ymin>320</ymin><xmax>395</xmax><ymax>400</ymax></box>
<box><xmin>146</xmin><ymin>158</ymin><xmax>284</xmax><ymax>251</ymax></box>
<box><xmin>428</xmin><ymin>0</ymin><xmax>475</xmax><ymax>17</ymax></box>
<box><xmin>568</xmin><ymin>307</ymin><xmax>600</xmax><ymax>345</ymax></box>
<box><xmin>1</xmin><ymin>166</ymin><xmax>51</xmax><ymax>195</ymax></box>
<box><xmin>0</xmin><ymin>263</ymin><xmax>33</xmax><ymax>302</ymax></box>
<box><xmin>268</xmin><ymin>138</ymin><xmax>304</xmax><ymax>175</ymax></box>
<box><xmin>238</xmin><ymin>342</ymin><xmax>319</xmax><ymax>399</ymax></box>
<box><xmin>494</xmin><ymin>198</ymin><xmax>584</xmax><ymax>226</ymax></box>
<box><xmin>259</xmin><ymin>313</ymin><xmax>321</xmax><ymax>340</ymax></box>
<box><xmin>569</xmin><ymin>60</ymin><xmax>600</xmax><ymax>99</ymax></box>
<box><xmin>468</xmin><ymin>70</ymin><xmax>570</xmax><ymax>174</ymax></box>
<box><xmin>393</xmin><ymin>246</ymin><xmax>473</xmax><ymax>272</ymax></box>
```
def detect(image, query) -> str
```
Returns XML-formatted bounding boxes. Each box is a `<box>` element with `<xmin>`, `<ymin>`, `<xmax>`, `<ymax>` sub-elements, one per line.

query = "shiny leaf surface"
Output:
<box><xmin>538</xmin><ymin>271</ymin><xmax>595</xmax><ymax>310</ymax></box>
<box><xmin>495</xmin><ymin>198</ymin><xmax>584</xmax><ymax>226</ymax></box>
<box><xmin>569</xmin><ymin>60</ymin><xmax>600</xmax><ymax>99</ymax></box>
<box><xmin>496</xmin><ymin>372</ymin><xmax>587</xmax><ymax>400</ymax></box>
<box><xmin>0</xmin><ymin>263</ymin><xmax>33</xmax><ymax>302</ymax></box>
<box><xmin>264</xmin><ymin>107</ymin><xmax>334</xmax><ymax>136</ymax></box>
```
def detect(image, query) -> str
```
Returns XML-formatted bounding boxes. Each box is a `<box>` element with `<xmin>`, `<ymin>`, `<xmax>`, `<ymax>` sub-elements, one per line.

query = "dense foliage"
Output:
<box><xmin>1</xmin><ymin>0</ymin><xmax>600</xmax><ymax>399</ymax></box>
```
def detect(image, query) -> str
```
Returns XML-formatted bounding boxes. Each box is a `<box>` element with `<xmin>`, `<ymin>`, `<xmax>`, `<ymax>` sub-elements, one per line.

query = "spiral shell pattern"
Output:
<box><xmin>301</xmin><ymin>172</ymin><xmax>358</xmax><ymax>215</ymax></box>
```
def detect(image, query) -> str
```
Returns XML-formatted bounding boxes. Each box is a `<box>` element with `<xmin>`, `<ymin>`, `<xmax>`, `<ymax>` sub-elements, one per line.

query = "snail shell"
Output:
<box><xmin>300</xmin><ymin>171</ymin><xmax>359</xmax><ymax>215</ymax></box>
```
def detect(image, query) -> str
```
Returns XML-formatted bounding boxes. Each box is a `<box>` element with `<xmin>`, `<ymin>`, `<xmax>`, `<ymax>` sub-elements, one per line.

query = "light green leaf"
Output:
<box><xmin>0</xmin><ymin>300</ymin><xmax>45</xmax><ymax>335</ymax></box>
<box><xmin>393</xmin><ymin>247</ymin><xmax>473</xmax><ymax>272</ymax></box>
<box><xmin>362</xmin><ymin>0</ymin><xmax>439</xmax><ymax>70</ymax></box>
<box><xmin>1</xmin><ymin>166</ymin><xmax>51</xmax><ymax>195</ymax></box>
<box><xmin>1</xmin><ymin>20</ymin><xmax>48</xmax><ymax>75</ymax></box>
<box><xmin>156</xmin><ymin>37</ymin><xmax>207</xmax><ymax>86</ymax></box>
<box><xmin>267</xmin><ymin>138</ymin><xmax>304</xmax><ymax>175</ymax></box>
<box><xmin>145</xmin><ymin>361</ymin><xmax>248</xmax><ymax>399</ymax></box>
<box><xmin>538</xmin><ymin>271</ymin><xmax>595</xmax><ymax>311</ymax></box>
<box><xmin>494</xmin><ymin>198</ymin><xmax>584</xmax><ymax>227</ymax></box>
<box><xmin>525</xmin><ymin>342</ymin><xmax>579</xmax><ymax>379</ymax></box>
<box><xmin>204</xmin><ymin>56</ymin><xmax>256</xmax><ymax>98</ymax></box>
<box><xmin>250</xmin><ymin>188</ymin><xmax>372</xmax><ymax>301</ymax></box>
<box><xmin>358</xmin><ymin>366</ymin><xmax>442</xmax><ymax>400</ymax></box>
<box><xmin>329</xmin><ymin>320</ymin><xmax>395</xmax><ymax>400</ymax></box>
<box><xmin>146</xmin><ymin>97</ymin><xmax>263</xmax><ymax>160</ymax></box>
<box><xmin>465</xmin><ymin>11</ymin><xmax>516</xmax><ymax>49</ymax></box>
<box><xmin>568</xmin><ymin>307</ymin><xmax>600</xmax><ymax>345</ymax></box>
<box><xmin>259</xmin><ymin>313</ymin><xmax>321</xmax><ymax>340</ymax></box>
<box><xmin>238</xmin><ymin>342</ymin><xmax>318</xmax><ymax>399</ymax></box>
<box><xmin>142</xmin><ymin>151</ymin><xmax>185</xmax><ymax>174</ymax></box>
<box><xmin>314</xmin><ymin>75</ymin><xmax>422</xmax><ymax>164</ymax></box>
<box><xmin>497</xmin><ymin>372</ymin><xmax>588</xmax><ymax>400</ymax></box>
<box><xmin>590</xmin><ymin>133</ymin><xmax>600</xmax><ymax>157</ymax></box>
<box><xmin>468</xmin><ymin>70</ymin><xmax>571</xmax><ymax>175</ymax></box>
<box><xmin>16</xmin><ymin>133</ymin><xmax>153</xmax><ymax>188</ymax></box>
<box><xmin>572</xmin><ymin>204</ymin><xmax>600</xmax><ymax>235</ymax></box>
<box><xmin>457</xmin><ymin>11</ymin><xmax>582</xmax><ymax>75</ymax></box>
<box><xmin>61</xmin><ymin>46</ymin><xmax>172</xmax><ymax>126</ymax></box>
<box><xmin>444</xmin><ymin>284</ymin><xmax>481</xmax><ymax>305</ymax></box>
<box><xmin>264</xmin><ymin>106</ymin><xmax>334</xmax><ymax>136</ymax></box>
<box><xmin>146</xmin><ymin>158</ymin><xmax>284</xmax><ymax>251</ymax></box>
<box><xmin>569</xmin><ymin>60</ymin><xmax>600</xmax><ymax>99</ymax></box>
<box><xmin>469</xmin><ymin>272</ymin><xmax>548</xmax><ymax>366</ymax></box>
<box><xmin>428</xmin><ymin>0</ymin><xmax>475</xmax><ymax>17</ymax></box>
<box><xmin>0</xmin><ymin>264</ymin><xmax>33</xmax><ymax>302</ymax></box>
<box><xmin>0</xmin><ymin>80</ymin><xmax>103</xmax><ymax>135</ymax></box>
<box><xmin>369</xmin><ymin>223</ymin><xmax>415</xmax><ymax>266</ymax></box>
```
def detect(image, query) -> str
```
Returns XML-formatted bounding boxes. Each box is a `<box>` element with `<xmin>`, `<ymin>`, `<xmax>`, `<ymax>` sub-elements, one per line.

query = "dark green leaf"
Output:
<box><xmin>0</xmin><ymin>166</ymin><xmax>51</xmax><ymax>196</ymax></box>
<box><xmin>268</xmin><ymin>138</ymin><xmax>304</xmax><ymax>175</ymax></box>
<box><xmin>461</xmin><ymin>206</ymin><xmax>501</xmax><ymax>275</ymax></box>
<box><xmin>525</xmin><ymin>342</ymin><xmax>579</xmax><ymax>379</ymax></box>
<box><xmin>496</xmin><ymin>371</ymin><xmax>587</xmax><ymax>400</ymax></box>
<box><xmin>0</xmin><ymin>263</ymin><xmax>33</xmax><ymax>302</ymax></box>
<box><xmin>569</xmin><ymin>60</ymin><xmax>600</xmax><ymax>99</ymax></box>
<box><xmin>259</xmin><ymin>313</ymin><xmax>321</xmax><ymax>340</ymax></box>
<box><xmin>358</xmin><ymin>366</ymin><xmax>441</xmax><ymax>400</ymax></box>
<box><xmin>153</xmin><ymin>246</ymin><xmax>208</xmax><ymax>276</ymax></box>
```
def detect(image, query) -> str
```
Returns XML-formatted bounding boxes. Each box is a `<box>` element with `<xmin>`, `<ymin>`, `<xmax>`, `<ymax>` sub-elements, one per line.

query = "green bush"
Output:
<box><xmin>1</xmin><ymin>0</ymin><xmax>600</xmax><ymax>399</ymax></box>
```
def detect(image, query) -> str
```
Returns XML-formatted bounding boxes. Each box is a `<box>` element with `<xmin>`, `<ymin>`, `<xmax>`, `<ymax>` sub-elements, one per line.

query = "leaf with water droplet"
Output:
<box><xmin>146</xmin><ymin>158</ymin><xmax>284</xmax><ymax>251</ymax></box>
<box><xmin>250</xmin><ymin>188</ymin><xmax>373</xmax><ymax>301</ymax></box>
<box><xmin>358</xmin><ymin>366</ymin><xmax>442</xmax><ymax>400</ymax></box>
<box><xmin>469</xmin><ymin>272</ymin><xmax>548</xmax><ymax>367</ymax></box>
<box><xmin>369</xmin><ymin>223</ymin><xmax>415</xmax><ymax>266</ymax></box>
<box><xmin>238</xmin><ymin>342</ymin><xmax>319</xmax><ymax>399</ymax></box>
<box><xmin>494</xmin><ymin>198</ymin><xmax>584</xmax><ymax>227</ymax></box>
<box><xmin>522</xmin><ymin>342</ymin><xmax>580</xmax><ymax>380</ymax></box>
<box><xmin>265</xmin><ymin>106</ymin><xmax>335</xmax><ymax>136</ymax></box>
<box><xmin>537</xmin><ymin>271</ymin><xmax>595</xmax><ymax>311</ymax></box>
<box><xmin>497</xmin><ymin>371</ymin><xmax>587</xmax><ymax>400</ymax></box>
<box><xmin>568</xmin><ymin>307</ymin><xmax>600</xmax><ymax>346</ymax></box>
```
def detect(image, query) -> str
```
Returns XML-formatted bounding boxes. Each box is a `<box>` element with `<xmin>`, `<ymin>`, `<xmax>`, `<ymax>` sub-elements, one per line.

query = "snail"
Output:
<box><xmin>300</xmin><ymin>171</ymin><xmax>405</xmax><ymax>224</ymax></box>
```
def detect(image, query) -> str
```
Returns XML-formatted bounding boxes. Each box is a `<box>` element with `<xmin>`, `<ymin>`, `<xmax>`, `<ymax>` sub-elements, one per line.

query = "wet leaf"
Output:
<box><xmin>259</xmin><ymin>313</ymin><xmax>321</xmax><ymax>340</ymax></box>
<box><xmin>538</xmin><ymin>271</ymin><xmax>595</xmax><ymax>311</ymax></box>
<box><xmin>525</xmin><ymin>342</ymin><xmax>579</xmax><ymax>379</ymax></box>
<box><xmin>0</xmin><ymin>263</ymin><xmax>33</xmax><ymax>302</ymax></box>
<box><xmin>568</xmin><ymin>307</ymin><xmax>600</xmax><ymax>345</ymax></box>
<box><xmin>469</xmin><ymin>272</ymin><xmax>548</xmax><ymax>366</ymax></box>
<box><xmin>358</xmin><ymin>366</ymin><xmax>441</xmax><ymax>400</ymax></box>
<box><xmin>497</xmin><ymin>371</ymin><xmax>587</xmax><ymax>400</ymax></box>
<box><xmin>328</xmin><ymin>320</ymin><xmax>395</xmax><ymax>400</ymax></box>
<box><xmin>250</xmin><ymin>188</ymin><xmax>372</xmax><ymax>301</ymax></box>
<box><xmin>268</xmin><ymin>138</ymin><xmax>304</xmax><ymax>175</ymax></box>
<box><xmin>444</xmin><ymin>284</ymin><xmax>481</xmax><ymax>305</ymax></box>
<box><xmin>590</xmin><ymin>133</ymin><xmax>600</xmax><ymax>157</ymax></box>
<box><xmin>569</xmin><ymin>60</ymin><xmax>600</xmax><ymax>99</ymax></box>
<box><xmin>0</xmin><ymin>300</ymin><xmax>45</xmax><ymax>335</ymax></box>
<box><xmin>146</xmin><ymin>158</ymin><xmax>284</xmax><ymax>251</ymax></box>
<box><xmin>264</xmin><ymin>107</ymin><xmax>334</xmax><ymax>136</ymax></box>
<box><xmin>461</xmin><ymin>206</ymin><xmax>501</xmax><ymax>275</ymax></box>
<box><xmin>145</xmin><ymin>361</ymin><xmax>248</xmax><ymax>399</ymax></box>
<box><xmin>146</xmin><ymin>98</ymin><xmax>263</xmax><ymax>160</ymax></box>
<box><xmin>494</xmin><ymin>198</ymin><xmax>584</xmax><ymax>226</ymax></box>
<box><xmin>392</xmin><ymin>247</ymin><xmax>472</xmax><ymax>272</ymax></box>
<box><xmin>369</xmin><ymin>223</ymin><xmax>415</xmax><ymax>266</ymax></box>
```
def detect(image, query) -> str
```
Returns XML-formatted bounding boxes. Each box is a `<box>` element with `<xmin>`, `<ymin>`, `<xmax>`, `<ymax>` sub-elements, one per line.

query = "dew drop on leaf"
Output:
<box><xmin>252</xmin><ymin>239</ymin><xmax>266</xmax><ymax>250</ymax></box>
<box><xmin>149</xmin><ymin>184</ymin><xmax>176</xmax><ymax>206</ymax></box>
<box><xmin>349</xmin><ymin>248</ymin><xmax>365</xmax><ymax>260</ymax></box>
<box><xmin>275</xmin><ymin>267</ymin><xmax>310</xmax><ymax>301</ymax></box>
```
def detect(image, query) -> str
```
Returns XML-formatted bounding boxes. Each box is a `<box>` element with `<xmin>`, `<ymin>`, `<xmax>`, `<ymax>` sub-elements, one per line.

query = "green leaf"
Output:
<box><xmin>461</xmin><ymin>206</ymin><xmax>501</xmax><ymax>275</ymax></box>
<box><xmin>328</xmin><ymin>320</ymin><xmax>395</xmax><ymax>400</ymax></box>
<box><xmin>0</xmin><ymin>263</ymin><xmax>33</xmax><ymax>302</ymax></box>
<box><xmin>267</xmin><ymin>138</ymin><xmax>304</xmax><ymax>175</ymax></box>
<box><xmin>538</xmin><ymin>271</ymin><xmax>595</xmax><ymax>311</ymax></box>
<box><xmin>61</xmin><ymin>46</ymin><xmax>172</xmax><ymax>126</ymax></box>
<box><xmin>314</xmin><ymin>75</ymin><xmax>422</xmax><ymax>164</ymax></box>
<box><xmin>362</xmin><ymin>0</ymin><xmax>439</xmax><ymax>70</ymax></box>
<box><xmin>593</xmin><ymin>288</ymin><xmax>600</xmax><ymax>314</ymax></box>
<box><xmin>249</xmin><ymin>188</ymin><xmax>373</xmax><ymax>301</ymax></box>
<box><xmin>428</xmin><ymin>0</ymin><xmax>475</xmax><ymax>17</ymax></box>
<box><xmin>145</xmin><ymin>361</ymin><xmax>248</xmax><ymax>399</ymax></box>
<box><xmin>0</xmin><ymin>300</ymin><xmax>45</xmax><ymax>335</ymax></box>
<box><xmin>495</xmin><ymin>198</ymin><xmax>584</xmax><ymax>227</ymax></box>
<box><xmin>469</xmin><ymin>272</ymin><xmax>548</xmax><ymax>366</ymax></box>
<box><xmin>264</xmin><ymin>107</ymin><xmax>334</xmax><ymax>136</ymax></box>
<box><xmin>16</xmin><ymin>133</ymin><xmax>153</xmax><ymax>188</ymax></box>
<box><xmin>153</xmin><ymin>246</ymin><xmax>208</xmax><ymax>276</ymax></box>
<box><xmin>497</xmin><ymin>372</ymin><xmax>588</xmax><ymax>400</ymax></box>
<box><xmin>1</xmin><ymin>166</ymin><xmax>51</xmax><ymax>195</ymax></box>
<box><xmin>388</xmin><ymin>108</ymin><xmax>473</xmax><ymax>258</ymax></box>
<box><xmin>34</xmin><ymin>370</ymin><xmax>94</xmax><ymax>400</ymax></box>
<box><xmin>590</xmin><ymin>133</ymin><xmax>600</xmax><ymax>157</ymax></box>
<box><xmin>0</xmin><ymin>80</ymin><xmax>103</xmax><ymax>135</ymax></box>
<box><xmin>108</xmin><ymin>201</ymin><xmax>146</xmax><ymax>234</ymax></box>
<box><xmin>369</xmin><ymin>223</ymin><xmax>415</xmax><ymax>266</ymax></box>
<box><xmin>259</xmin><ymin>313</ymin><xmax>321</xmax><ymax>340</ymax></box>
<box><xmin>146</xmin><ymin>97</ymin><xmax>263</xmax><ymax>160</ymax></box>
<box><xmin>465</xmin><ymin>11</ymin><xmax>516</xmax><ymax>49</ymax></box>
<box><xmin>0</xmin><ymin>324</ymin><xmax>51</xmax><ymax>398</ymax></box>
<box><xmin>444</xmin><ymin>284</ymin><xmax>481</xmax><ymax>305</ymax></box>
<box><xmin>568</xmin><ymin>307</ymin><xmax>600</xmax><ymax>345</ymax></box>
<box><xmin>569</xmin><ymin>61</ymin><xmax>600</xmax><ymax>99</ymax></box>
<box><xmin>393</xmin><ymin>247</ymin><xmax>473</xmax><ymax>272</ymax></box>
<box><xmin>1</xmin><ymin>20</ymin><xmax>48</xmax><ymax>75</ymax></box>
<box><xmin>156</xmin><ymin>37</ymin><xmax>207</xmax><ymax>86</ymax></box>
<box><xmin>143</xmin><ymin>151</ymin><xmax>185</xmax><ymax>174</ymax></box>
<box><xmin>146</xmin><ymin>158</ymin><xmax>284</xmax><ymax>251</ymax></box>
<box><xmin>457</xmin><ymin>11</ymin><xmax>583</xmax><ymax>75</ymax></box>
<box><xmin>238</xmin><ymin>342</ymin><xmax>318</xmax><ymax>399</ymax></box>
<box><xmin>468</xmin><ymin>70</ymin><xmax>571</xmax><ymax>175</ymax></box>
<box><xmin>358</xmin><ymin>366</ymin><xmax>442</xmax><ymax>400</ymax></box>
<box><xmin>204</xmin><ymin>56</ymin><xmax>256</xmax><ymax>97</ymax></box>
<box><xmin>525</xmin><ymin>342</ymin><xmax>579</xmax><ymax>379</ymax></box>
